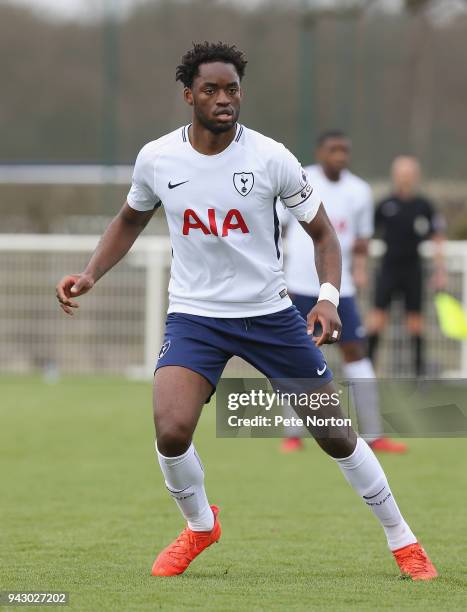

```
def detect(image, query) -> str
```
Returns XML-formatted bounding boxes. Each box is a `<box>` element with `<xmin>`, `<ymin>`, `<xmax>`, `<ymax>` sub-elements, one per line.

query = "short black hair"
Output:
<box><xmin>317</xmin><ymin>129</ymin><xmax>349</xmax><ymax>147</ymax></box>
<box><xmin>176</xmin><ymin>41</ymin><xmax>247</xmax><ymax>88</ymax></box>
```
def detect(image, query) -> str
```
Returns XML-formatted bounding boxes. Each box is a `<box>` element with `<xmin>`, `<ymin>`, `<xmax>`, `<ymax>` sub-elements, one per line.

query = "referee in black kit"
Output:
<box><xmin>367</xmin><ymin>156</ymin><xmax>446</xmax><ymax>377</ymax></box>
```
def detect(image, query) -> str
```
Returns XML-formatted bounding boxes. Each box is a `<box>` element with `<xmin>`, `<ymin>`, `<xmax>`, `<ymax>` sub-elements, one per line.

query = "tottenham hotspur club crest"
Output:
<box><xmin>158</xmin><ymin>340</ymin><xmax>171</xmax><ymax>360</ymax></box>
<box><xmin>233</xmin><ymin>172</ymin><xmax>254</xmax><ymax>197</ymax></box>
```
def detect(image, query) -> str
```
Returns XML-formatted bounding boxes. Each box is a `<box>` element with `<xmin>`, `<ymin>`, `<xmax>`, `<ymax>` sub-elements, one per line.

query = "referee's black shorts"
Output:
<box><xmin>374</xmin><ymin>258</ymin><xmax>423</xmax><ymax>313</ymax></box>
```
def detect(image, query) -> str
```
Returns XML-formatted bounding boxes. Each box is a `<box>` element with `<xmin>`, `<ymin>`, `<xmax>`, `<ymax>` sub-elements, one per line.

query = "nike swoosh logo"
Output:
<box><xmin>168</xmin><ymin>180</ymin><xmax>189</xmax><ymax>189</ymax></box>
<box><xmin>317</xmin><ymin>364</ymin><xmax>327</xmax><ymax>376</ymax></box>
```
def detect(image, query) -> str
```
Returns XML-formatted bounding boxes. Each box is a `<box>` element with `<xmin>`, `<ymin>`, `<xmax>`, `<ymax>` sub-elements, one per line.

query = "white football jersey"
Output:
<box><xmin>281</xmin><ymin>164</ymin><xmax>373</xmax><ymax>297</ymax></box>
<box><xmin>127</xmin><ymin>124</ymin><xmax>322</xmax><ymax>317</ymax></box>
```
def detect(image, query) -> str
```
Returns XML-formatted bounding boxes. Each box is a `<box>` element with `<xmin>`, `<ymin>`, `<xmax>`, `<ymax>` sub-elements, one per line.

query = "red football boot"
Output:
<box><xmin>280</xmin><ymin>437</ymin><xmax>304</xmax><ymax>453</ymax></box>
<box><xmin>151</xmin><ymin>505</ymin><xmax>221</xmax><ymax>576</ymax></box>
<box><xmin>369</xmin><ymin>437</ymin><xmax>407</xmax><ymax>454</ymax></box>
<box><xmin>393</xmin><ymin>542</ymin><xmax>438</xmax><ymax>581</ymax></box>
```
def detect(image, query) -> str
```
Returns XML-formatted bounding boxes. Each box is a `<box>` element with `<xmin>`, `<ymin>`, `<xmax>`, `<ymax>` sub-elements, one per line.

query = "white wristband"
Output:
<box><xmin>317</xmin><ymin>282</ymin><xmax>339</xmax><ymax>308</ymax></box>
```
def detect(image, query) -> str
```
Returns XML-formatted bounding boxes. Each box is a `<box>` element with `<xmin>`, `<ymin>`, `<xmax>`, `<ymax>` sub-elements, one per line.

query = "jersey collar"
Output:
<box><xmin>182</xmin><ymin>123</ymin><xmax>243</xmax><ymax>156</ymax></box>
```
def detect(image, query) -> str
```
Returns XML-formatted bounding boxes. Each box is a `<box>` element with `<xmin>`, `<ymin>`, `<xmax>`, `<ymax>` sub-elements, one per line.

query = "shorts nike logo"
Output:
<box><xmin>168</xmin><ymin>180</ymin><xmax>189</xmax><ymax>189</ymax></box>
<box><xmin>317</xmin><ymin>364</ymin><xmax>327</xmax><ymax>376</ymax></box>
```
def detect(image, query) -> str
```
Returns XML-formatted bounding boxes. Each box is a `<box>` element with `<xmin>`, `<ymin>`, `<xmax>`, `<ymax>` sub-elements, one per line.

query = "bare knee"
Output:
<box><xmin>301</xmin><ymin>382</ymin><xmax>358</xmax><ymax>458</ymax></box>
<box><xmin>314</xmin><ymin>430</ymin><xmax>357</xmax><ymax>459</ymax></box>
<box><xmin>153</xmin><ymin>366</ymin><xmax>211</xmax><ymax>456</ymax></box>
<box><xmin>156</xmin><ymin>421</ymin><xmax>193</xmax><ymax>457</ymax></box>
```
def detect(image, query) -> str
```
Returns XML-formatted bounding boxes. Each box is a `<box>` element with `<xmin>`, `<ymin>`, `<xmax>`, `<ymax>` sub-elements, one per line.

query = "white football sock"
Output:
<box><xmin>335</xmin><ymin>437</ymin><xmax>417</xmax><ymax>551</ymax></box>
<box><xmin>156</xmin><ymin>442</ymin><xmax>214</xmax><ymax>532</ymax></box>
<box><xmin>343</xmin><ymin>358</ymin><xmax>383</xmax><ymax>442</ymax></box>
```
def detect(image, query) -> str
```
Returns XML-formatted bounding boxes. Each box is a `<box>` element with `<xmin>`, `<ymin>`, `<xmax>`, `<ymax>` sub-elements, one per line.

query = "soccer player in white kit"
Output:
<box><xmin>280</xmin><ymin>131</ymin><xmax>406</xmax><ymax>454</ymax></box>
<box><xmin>55</xmin><ymin>43</ymin><xmax>436</xmax><ymax>580</ymax></box>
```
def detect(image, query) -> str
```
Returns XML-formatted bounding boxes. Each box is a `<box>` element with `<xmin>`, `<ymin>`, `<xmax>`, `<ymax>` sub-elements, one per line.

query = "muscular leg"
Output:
<box><xmin>154</xmin><ymin>365</ymin><xmax>211</xmax><ymax>455</ymax></box>
<box><xmin>290</xmin><ymin>381</ymin><xmax>357</xmax><ymax>458</ymax></box>
<box><xmin>294</xmin><ymin>382</ymin><xmax>416</xmax><ymax>551</ymax></box>
<box><xmin>339</xmin><ymin>341</ymin><xmax>383</xmax><ymax>442</ymax></box>
<box><xmin>154</xmin><ymin>366</ymin><xmax>215</xmax><ymax>531</ymax></box>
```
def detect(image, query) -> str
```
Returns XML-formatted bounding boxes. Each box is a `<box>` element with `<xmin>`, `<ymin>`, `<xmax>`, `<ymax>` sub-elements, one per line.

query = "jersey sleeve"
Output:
<box><xmin>355</xmin><ymin>184</ymin><xmax>374</xmax><ymax>239</ymax></box>
<box><xmin>127</xmin><ymin>144</ymin><xmax>161</xmax><ymax>212</ymax></box>
<box><xmin>275</xmin><ymin>146</ymin><xmax>322</xmax><ymax>223</ymax></box>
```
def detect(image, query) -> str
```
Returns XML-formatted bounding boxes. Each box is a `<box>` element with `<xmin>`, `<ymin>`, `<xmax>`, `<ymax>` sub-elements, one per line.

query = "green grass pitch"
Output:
<box><xmin>1</xmin><ymin>376</ymin><xmax>466</xmax><ymax>611</ymax></box>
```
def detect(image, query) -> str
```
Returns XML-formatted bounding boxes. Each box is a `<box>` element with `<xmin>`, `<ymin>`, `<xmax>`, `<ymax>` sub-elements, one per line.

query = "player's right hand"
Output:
<box><xmin>55</xmin><ymin>273</ymin><xmax>94</xmax><ymax>316</ymax></box>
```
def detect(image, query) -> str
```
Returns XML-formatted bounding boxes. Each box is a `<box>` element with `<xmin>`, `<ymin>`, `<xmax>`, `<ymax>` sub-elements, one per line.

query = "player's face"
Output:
<box><xmin>185</xmin><ymin>61</ymin><xmax>242</xmax><ymax>134</ymax></box>
<box><xmin>317</xmin><ymin>138</ymin><xmax>351</xmax><ymax>176</ymax></box>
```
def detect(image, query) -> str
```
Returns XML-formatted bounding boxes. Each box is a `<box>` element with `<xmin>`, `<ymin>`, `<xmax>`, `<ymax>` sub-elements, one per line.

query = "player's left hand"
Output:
<box><xmin>306</xmin><ymin>301</ymin><xmax>342</xmax><ymax>346</ymax></box>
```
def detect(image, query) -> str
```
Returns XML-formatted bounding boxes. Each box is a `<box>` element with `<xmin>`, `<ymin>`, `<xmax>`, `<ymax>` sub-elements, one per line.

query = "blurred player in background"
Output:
<box><xmin>56</xmin><ymin>44</ymin><xmax>436</xmax><ymax>581</ymax></box>
<box><xmin>280</xmin><ymin>131</ymin><xmax>406</xmax><ymax>454</ymax></box>
<box><xmin>367</xmin><ymin>156</ymin><xmax>446</xmax><ymax>377</ymax></box>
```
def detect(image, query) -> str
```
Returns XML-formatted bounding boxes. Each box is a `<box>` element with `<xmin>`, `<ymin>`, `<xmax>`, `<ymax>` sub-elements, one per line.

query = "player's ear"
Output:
<box><xmin>184</xmin><ymin>87</ymin><xmax>194</xmax><ymax>106</ymax></box>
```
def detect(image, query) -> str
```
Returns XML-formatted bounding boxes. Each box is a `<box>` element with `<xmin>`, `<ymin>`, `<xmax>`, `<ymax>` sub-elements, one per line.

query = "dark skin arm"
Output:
<box><xmin>55</xmin><ymin>202</ymin><xmax>155</xmax><ymax>315</ymax></box>
<box><xmin>298</xmin><ymin>203</ymin><xmax>342</xmax><ymax>346</ymax></box>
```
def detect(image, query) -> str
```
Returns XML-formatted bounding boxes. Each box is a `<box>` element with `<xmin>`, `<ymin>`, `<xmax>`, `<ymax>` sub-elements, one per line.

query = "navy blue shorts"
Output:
<box><xmin>156</xmin><ymin>306</ymin><xmax>332</xmax><ymax>398</ymax></box>
<box><xmin>291</xmin><ymin>294</ymin><xmax>366</xmax><ymax>344</ymax></box>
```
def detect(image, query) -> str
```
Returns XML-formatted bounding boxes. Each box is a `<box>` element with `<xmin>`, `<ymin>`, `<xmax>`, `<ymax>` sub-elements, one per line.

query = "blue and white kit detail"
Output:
<box><xmin>156</xmin><ymin>307</ymin><xmax>332</xmax><ymax>400</ymax></box>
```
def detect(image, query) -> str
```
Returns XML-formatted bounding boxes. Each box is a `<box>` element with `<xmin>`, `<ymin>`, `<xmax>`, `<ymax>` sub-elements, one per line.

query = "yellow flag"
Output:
<box><xmin>434</xmin><ymin>292</ymin><xmax>467</xmax><ymax>340</ymax></box>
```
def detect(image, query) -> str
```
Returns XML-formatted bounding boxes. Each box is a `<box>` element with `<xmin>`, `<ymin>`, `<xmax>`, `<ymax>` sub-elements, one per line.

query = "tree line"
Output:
<box><xmin>1</xmin><ymin>0</ymin><xmax>466</xmax><ymax>179</ymax></box>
